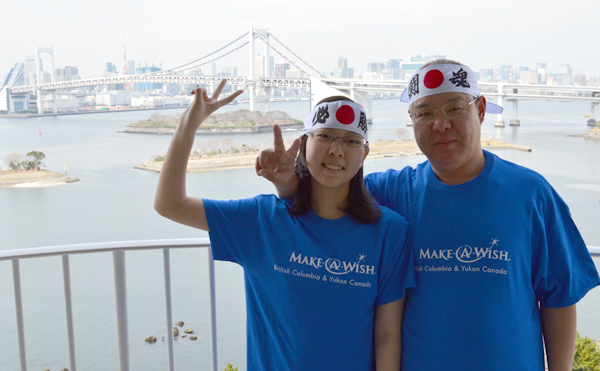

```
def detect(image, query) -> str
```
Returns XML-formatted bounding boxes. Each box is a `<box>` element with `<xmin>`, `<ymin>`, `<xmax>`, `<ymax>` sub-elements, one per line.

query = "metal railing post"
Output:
<box><xmin>207</xmin><ymin>247</ymin><xmax>218</xmax><ymax>371</ymax></box>
<box><xmin>112</xmin><ymin>250</ymin><xmax>131</xmax><ymax>371</ymax></box>
<box><xmin>62</xmin><ymin>255</ymin><xmax>77</xmax><ymax>371</ymax></box>
<box><xmin>12</xmin><ymin>259</ymin><xmax>28</xmax><ymax>371</ymax></box>
<box><xmin>163</xmin><ymin>248</ymin><xmax>175</xmax><ymax>371</ymax></box>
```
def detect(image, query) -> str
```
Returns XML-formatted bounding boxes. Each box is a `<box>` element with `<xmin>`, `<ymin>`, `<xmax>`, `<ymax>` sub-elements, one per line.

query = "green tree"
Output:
<box><xmin>26</xmin><ymin>151</ymin><xmax>45</xmax><ymax>168</ymax></box>
<box><xmin>223</xmin><ymin>363</ymin><xmax>238</xmax><ymax>371</ymax></box>
<box><xmin>573</xmin><ymin>331</ymin><xmax>600</xmax><ymax>371</ymax></box>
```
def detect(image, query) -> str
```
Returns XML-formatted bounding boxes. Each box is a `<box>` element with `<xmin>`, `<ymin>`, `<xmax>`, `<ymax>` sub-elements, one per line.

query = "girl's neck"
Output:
<box><xmin>310</xmin><ymin>182</ymin><xmax>349</xmax><ymax>220</ymax></box>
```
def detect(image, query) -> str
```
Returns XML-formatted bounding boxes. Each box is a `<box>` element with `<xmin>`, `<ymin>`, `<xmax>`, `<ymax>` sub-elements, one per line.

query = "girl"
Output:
<box><xmin>154</xmin><ymin>80</ymin><xmax>415</xmax><ymax>370</ymax></box>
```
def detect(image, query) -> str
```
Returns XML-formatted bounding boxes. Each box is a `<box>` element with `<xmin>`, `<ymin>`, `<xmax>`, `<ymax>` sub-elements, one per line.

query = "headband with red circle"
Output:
<box><xmin>304</xmin><ymin>100</ymin><xmax>368</xmax><ymax>140</ymax></box>
<box><xmin>400</xmin><ymin>64</ymin><xmax>503</xmax><ymax>114</ymax></box>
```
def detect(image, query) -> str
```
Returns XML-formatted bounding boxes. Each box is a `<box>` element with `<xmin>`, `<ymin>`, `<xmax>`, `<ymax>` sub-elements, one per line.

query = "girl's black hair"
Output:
<box><xmin>290</xmin><ymin>96</ymin><xmax>381</xmax><ymax>224</ymax></box>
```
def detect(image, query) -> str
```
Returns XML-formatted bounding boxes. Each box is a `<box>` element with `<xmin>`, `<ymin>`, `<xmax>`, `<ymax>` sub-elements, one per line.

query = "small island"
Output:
<box><xmin>0</xmin><ymin>151</ymin><xmax>79</xmax><ymax>188</ymax></box>
<box><xmin>124</xmin><ymin>110</ymin><xmax>304</xmax><ymax>135</ymax></box>
<box><xmin>136</xmin><ymin>137</ymin><xmax>531</xmax><ymax>173</ymax></box>
<box><xmin>584</xmin><ymin>127</ymin><xmax>600</xmax><ymax>140</ymax></box>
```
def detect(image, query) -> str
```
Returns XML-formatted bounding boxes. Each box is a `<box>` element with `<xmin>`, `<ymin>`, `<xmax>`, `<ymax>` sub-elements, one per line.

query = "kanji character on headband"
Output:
<box><xmin>304</xmin><ymin>100</ymin><xmax>369</xmax><ymax>140</ymax></box>
<box><xmin>400</xmin><ymin>64</ymin><xmax>503</xmax><ymax>114</ymax></box>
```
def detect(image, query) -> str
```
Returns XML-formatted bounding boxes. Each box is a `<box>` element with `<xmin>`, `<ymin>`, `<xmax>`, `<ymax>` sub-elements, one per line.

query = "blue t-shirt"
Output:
<box><xmin>204</xmin><ymin>195</ymin><xmax>416</xmax><ymax>371</ymax></box>
<box><xmin>365</xmin><ymin>150</ymin><xmax>600</xmax><ymax>371</ymax></box>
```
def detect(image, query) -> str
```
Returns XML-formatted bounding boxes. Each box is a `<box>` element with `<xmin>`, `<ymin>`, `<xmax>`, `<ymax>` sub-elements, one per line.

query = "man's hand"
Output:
<box><xmin>181</xmin><ymin>79</ymin><xmax>243</xmax><ymax>130</ymax></box>
<box><xmin>255</xmin><ymin>124</ymin><xmax>301</xmax><ymax>198</ymax></box>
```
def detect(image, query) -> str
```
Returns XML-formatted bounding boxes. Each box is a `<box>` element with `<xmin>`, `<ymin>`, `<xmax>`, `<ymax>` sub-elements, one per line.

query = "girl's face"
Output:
<box><xmin>305</xmin><ymin>128</ymin><xmax>368</xmax><ymax>193</ymax></box>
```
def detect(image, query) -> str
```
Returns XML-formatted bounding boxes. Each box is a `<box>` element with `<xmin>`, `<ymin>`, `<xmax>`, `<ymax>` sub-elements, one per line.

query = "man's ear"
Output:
<box><xmin>477</xmin><ymin>96</ymin><xmax>487</xmax><ymax>123</ymax></box>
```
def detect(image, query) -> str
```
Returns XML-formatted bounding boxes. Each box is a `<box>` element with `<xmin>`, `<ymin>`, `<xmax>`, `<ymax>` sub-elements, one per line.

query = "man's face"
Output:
<box><xmin>409</xmin><ymin>92</ymin><xmax>486</xmax><ymax>176</ymax></box>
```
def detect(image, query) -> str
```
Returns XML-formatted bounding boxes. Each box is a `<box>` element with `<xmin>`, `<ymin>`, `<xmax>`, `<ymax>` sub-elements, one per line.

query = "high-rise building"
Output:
<box><xmin>24</xmin><ymin>56</ymin><xmax>38</xmax><ymax>85</ymax></box>
<box><xmin>499</xmin><ymin>65</ymin><xmax>512</xmax><ymax>82</ymax></box>
<box><xmin>105</xmin><ymin>63</ymin><xmax>117</xmax><ymax>74</ymax></box>
<box><xmin>573</xmin><ymin>74</ymin><xmax>586</xmax><ymax>86</ymax></box>
<box><xmin>558</xmin><ymin>64</ymin><xmax>572</xmax><ymax>76</ymax></box>
<box><xmin>388</xmin><ymin>59</ymin><xmax>402</xmax><ymax>79</ymax></box>
<box><xmin>221</xmin><ymin>66</ymin><xmax>238</xmax><ymax>76</ymax></box>
<box><xmin>334</xmin><ymin>56</ymin><xmax>353</xmax><ymax>79</ymax></box>
<box><xmin>64</xmin><ymin>66</ymin><xmax>79</xmax><ymax>80</ymax></box>
<box><xmin>55</xmin><ymin>68</ymin><xmax>64</xmax><ymax>82</ymax></box>
<box><xmin>479</xmin><ymin>69</ymin><xmax>494</xmax><ymax>82</ymax></box>
<box><xmin>334</xmin><ymin>67</ymin><xmax>353</xmax><ymax>79</ymax></box>
<box><xmin>367</xmin><ymin>62</ymin><xmax>378</xmax><ymax>73</ymax></box>
<box><xmin>126</xmin><ymin>60</ymin><xmax>136</xmax><ymax>76</ymax></box>
<box><xmin>105</xmin><ymin>63</ymin><xmax>121</xmax><ymax>90</ymax></box>
<box><xmin>400</xmin><ymin>59</ymin><xmax>425</xmax><ymax>80</ymax></box>
<box><xmin>136</xmin><ymin>65</ymin><xmax>162</xmax><ymax>92</ymax></box>
<box><xmin>275</xmin><ymin>61</ymin><xmax>290</xmax><ymax>78</ymax></box>
<box><xmin>255</xmin><ymin>55</ymin><xmax>274</xmax><ymax>77</ymax></box>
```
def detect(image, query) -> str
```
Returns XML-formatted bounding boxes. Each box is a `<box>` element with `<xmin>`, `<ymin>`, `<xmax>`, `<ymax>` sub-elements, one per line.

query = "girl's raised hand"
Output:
<box><xmin>180</xmin><ymin>79</ymin><xmax>244</xmax><ymax>129</ymax></box>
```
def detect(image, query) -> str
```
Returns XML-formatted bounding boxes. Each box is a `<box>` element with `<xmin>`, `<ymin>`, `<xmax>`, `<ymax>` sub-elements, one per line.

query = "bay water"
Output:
<box><xmin>1</xmin><ymin>99</ymin><xmax>599</xmax><ymax>370</ymax></box>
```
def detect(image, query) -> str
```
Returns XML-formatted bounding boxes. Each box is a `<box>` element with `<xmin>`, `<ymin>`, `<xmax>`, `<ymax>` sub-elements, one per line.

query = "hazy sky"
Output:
<box><xmin>2</xmin><ymin>0</ymin><xmax>599</xmax><ymax>79</ymax></box>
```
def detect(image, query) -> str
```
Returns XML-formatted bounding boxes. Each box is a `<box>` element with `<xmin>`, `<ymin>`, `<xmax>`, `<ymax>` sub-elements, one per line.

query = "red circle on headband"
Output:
<box><xmin>336</xmin><ymin>105</ymin><xmax>355</xmax><ymax>125</ymax></box>
<box><xmin>424</xmin><ymin>70</ymin><xmax>444</xmax><ymax>89</ymax></box>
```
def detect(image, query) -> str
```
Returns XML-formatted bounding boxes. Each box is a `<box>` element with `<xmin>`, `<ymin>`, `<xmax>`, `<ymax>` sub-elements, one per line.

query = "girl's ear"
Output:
<box><xmin>363</xmin><ymin>147</ymin><xmax>370</xmax><ymax>161</ymax></box>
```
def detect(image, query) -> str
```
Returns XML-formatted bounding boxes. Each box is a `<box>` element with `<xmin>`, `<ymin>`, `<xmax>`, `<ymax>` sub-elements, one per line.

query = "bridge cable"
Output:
<box><xmin>255</xmin><ymin>35</ymin><xmax>314</xmax><ymax>79</ymax></box>
<box><xmin>148</xmin><ymin>32</ymin><xmax>249</xmax><ymax>76</ymax></box>
<box><xmin>174</xmin><ymin>40</ymin><xmax>250</xmax><ymax>73</ymax></box>
<box><xmin>266</xmin><ymin>31</ymin><xmax>328</xmax><ymax>79</ymax></box>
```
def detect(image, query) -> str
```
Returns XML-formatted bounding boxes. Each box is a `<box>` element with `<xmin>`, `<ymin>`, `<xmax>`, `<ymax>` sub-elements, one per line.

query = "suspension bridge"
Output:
<box><xmin>5</xmin><ymin>27</ymin><xmax>600</xmax><ymax>125</ymax></box>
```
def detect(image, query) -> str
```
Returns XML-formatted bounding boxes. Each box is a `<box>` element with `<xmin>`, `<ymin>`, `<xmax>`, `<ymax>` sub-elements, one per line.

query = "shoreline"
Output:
<box><xmin>123</xmin><ymin>124</ymin><xmax>304</xmax><ymax>135</ymax></box>
<box><xmin>0</xmin><ymin>106</ymin><xmax>188</xmax><ymax>119</ymax></box>
<box><xmin>0</xmin><ymin>170</ymin><xmax>80</xmax><ymax>188</ymax></box>
<box><xmin>584</xmin><ymin>128</ymin><xmax>600</xmax><ymax>140</ymax></box>
<box><xmin>136</xmin><ymin>138</ymin><xmax>532</xmax><ymax>173</ymax></box>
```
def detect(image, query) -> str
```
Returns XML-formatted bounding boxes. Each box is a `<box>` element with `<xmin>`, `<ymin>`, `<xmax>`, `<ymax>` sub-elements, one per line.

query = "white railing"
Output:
<box><xmin>2</xmin><ymin>241</ymin><xmax>599</xmax><ymax>371</ymax></box>
<box><xmin>0</xmin><ymin>238</ymin><xmax>217</xmax><ymax>371</ymax></box>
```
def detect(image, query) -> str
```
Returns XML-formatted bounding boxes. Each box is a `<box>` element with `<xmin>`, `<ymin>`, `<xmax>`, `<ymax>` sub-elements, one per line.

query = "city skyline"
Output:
<box><xmin>2</xmin><ymin>0</ymin><xmax>599</xmax><ymax>80</ymax></box>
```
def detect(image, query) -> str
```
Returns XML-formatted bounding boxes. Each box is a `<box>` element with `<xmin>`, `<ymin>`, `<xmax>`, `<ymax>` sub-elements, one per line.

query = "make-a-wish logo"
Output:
<box><xmin>419</xmin><ymin>238</ymin><xmax>510</xmax><ymax>264</ymax></box>
<box><xmin>289</xmin><ymin>252</ymin><xmax>376</xmax><ymax>275</ymax></box>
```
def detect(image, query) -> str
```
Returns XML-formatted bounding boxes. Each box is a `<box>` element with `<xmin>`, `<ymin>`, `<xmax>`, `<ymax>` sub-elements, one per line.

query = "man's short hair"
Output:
<box><xmin>421</xmin><ymin>59</ymin><xmax>463</xmax><ymax>70</ymax></box>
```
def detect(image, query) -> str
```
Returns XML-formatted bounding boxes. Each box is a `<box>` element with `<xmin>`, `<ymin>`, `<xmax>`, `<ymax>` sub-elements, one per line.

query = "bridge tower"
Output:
<box><xmin>248</xmin><ymin>27</ymin><xmax>270</xmax><ymax>112</ymax></box>
<box><xmin>35</xmin><ymin>47</ymin><xmax>57</xmax><ymax>114</ymax></box>
<box><xmin>494</xmin><ymin>80</ymin><xmax>505</xmax><ymax>127</ymax></box>
<box><xmin>589</xmin><ymin>103</ymin><xmax>599</xmax><ymax>126</ymax></box>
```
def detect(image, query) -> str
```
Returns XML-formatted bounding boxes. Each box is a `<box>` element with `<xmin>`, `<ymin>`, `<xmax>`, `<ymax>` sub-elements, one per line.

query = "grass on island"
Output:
<box><xmin>136</xmin><ymin>137</ymin><xmax>531</xmax><ymax>174</ymax></box>
<box><xmin>127</xmin><ymin>110</ymin><xmax>303</xmax><ymax>129</ymax></box>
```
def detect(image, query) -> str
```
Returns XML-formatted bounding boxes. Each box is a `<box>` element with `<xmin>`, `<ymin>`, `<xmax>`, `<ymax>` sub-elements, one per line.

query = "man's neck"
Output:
<box><xmin>431</xmin><ymin>151</ymin><xmax>486</xmax><ymax>186</ymax></box>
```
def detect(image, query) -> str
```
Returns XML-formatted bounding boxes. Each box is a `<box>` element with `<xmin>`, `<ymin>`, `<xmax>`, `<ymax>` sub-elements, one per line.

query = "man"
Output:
<box><xmin>255</xmin><ymin>60</ymin><xmax>599</xmax><ymax>371</ymax></box>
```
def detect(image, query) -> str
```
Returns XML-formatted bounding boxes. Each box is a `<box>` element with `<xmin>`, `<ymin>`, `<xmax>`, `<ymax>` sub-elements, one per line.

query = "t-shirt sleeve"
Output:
<box><xmin>533</xmin><ymin>190</ymin><xmax>600</xmax><ymax>308</ymax></box>
<box><xmin>203</xmin><ymin>196</ymin><xmax>261</xmax><ymax>265</ymax></box>
<box><xmin>375</xmin><ymin>212</ymin><xmax>417</xmax><ymax>306</ymax></box>
<box><xmin>364</xmin><ymin>171</ymin><xmax>387</xmax><ymax>206</ymax></box>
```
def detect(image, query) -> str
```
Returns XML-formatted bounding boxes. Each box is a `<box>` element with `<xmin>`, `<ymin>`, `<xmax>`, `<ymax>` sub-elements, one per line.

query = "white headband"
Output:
<box><xmin>400</xmin><ymin>64</ymin><xmax>503</xmax><ymax>114</ymax></box>
<box><xmin>304</xmin><ymin>100</ymin><xmax>368</xmax><ymax>141</ymax></box>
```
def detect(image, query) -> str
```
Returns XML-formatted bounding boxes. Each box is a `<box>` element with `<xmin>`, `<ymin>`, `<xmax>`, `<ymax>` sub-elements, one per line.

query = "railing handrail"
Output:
<box><xmin>2</xmin><ymin>238</ymin><xmax>218</xmax><ymax>371</ymax></box>
<box><xmin>0</xmin><ymin>238</ymin><xmax>211</xmax><ymax>261</ymax></box>
<box><xmin>2</xmin><ymin>240</ymin><xmax>598</xmax><ymax>261</ymax></box>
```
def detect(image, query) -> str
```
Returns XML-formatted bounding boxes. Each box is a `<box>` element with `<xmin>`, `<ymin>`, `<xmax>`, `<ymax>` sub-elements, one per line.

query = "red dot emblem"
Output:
<box><xmin>336</xmin><ymin>105</ymin><xmax>355</xmax><ymax>125</ymax></box>
<box><xmin>423</xmin><ymin>69</ymin><xmax>444</xmax><ymax>89</ymax></box>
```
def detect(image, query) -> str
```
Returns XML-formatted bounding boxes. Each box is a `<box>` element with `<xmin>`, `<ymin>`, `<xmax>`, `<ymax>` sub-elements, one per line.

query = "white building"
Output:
<box><xmin>42</xmin><ymin>95</ymin><xmax>80</xmax><ymax>111</ymax></box>
<box><xmin>96</xmin><ymin>91</ymin><xmax>131</xmax><ymax>106</ymax></box>
<box><xmin>285</xmin><ymin>69</ymin><xmax>304</xmax><ymax>79</ymax></box>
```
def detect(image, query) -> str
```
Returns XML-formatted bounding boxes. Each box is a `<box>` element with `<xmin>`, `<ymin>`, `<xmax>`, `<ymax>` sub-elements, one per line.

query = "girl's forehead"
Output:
<box><xmin>313</xmin><ymin>128</ymin><xmax>362</xmax><ymax>137</ymax></box>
